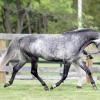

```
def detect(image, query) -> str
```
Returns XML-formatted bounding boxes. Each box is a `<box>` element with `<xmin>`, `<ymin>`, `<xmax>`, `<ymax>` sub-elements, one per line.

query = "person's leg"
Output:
<box><xmin>76</xmin><ymin>65</ymin><xmax>86</xmax><ymax>88</ymax></box>
<box><xmin>76</xmin><ymin>59</ymin><xmax>97</xmax><ymax>89</ymax></box>
<box><xmin>72</xmin><ymin>63</ymin><xmax>85</xmax><ymax>88</ymax></box>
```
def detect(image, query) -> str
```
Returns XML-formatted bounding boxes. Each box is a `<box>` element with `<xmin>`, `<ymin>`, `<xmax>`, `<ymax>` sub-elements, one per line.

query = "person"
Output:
<box><xmin>76</xmin><ymin>50</ymin><xmax>93</xmax><ymax>88</ymax></box>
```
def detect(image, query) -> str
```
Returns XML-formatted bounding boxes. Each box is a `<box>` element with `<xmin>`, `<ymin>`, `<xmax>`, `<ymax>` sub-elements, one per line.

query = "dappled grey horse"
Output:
<box><xmin>0</xmin><ymin>29</ymin><xmax>100</xmax><ymax>90</ymax></box>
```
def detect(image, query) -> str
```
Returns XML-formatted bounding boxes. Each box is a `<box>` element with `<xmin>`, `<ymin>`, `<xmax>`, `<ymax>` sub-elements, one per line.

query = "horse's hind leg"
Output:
<box><xmin>4</xmin><ymin>61</ymin><xmax>25</xmax><ymax>87</ymax></box>
<box><xmin>77</xmin><ymin>59</ymin><xmax>97</xmax><ymax>90</ymax></box>
<box><xmin>31</xmin><ymin>57</ymin><xmax>49</xmax><ymax>91</ymax></box>
<box><xmin>50</xmin><ymin>61</ymin><xmax>71</xmax><ymax>90</ymax></box>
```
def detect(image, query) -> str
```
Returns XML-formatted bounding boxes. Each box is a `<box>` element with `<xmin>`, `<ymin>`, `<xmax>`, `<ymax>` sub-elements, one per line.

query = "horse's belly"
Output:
<box><xmin>36</xmin><ymin>48</ymin><xmax>74</xmax><ymax>61</ymax></box>
<box><xmin>34</xmin><ymin>49</ymin><xmax>62</xmax><ymax>60</ymax></box>
<box><xmin>41</xmin><ymin>50</ymin><xmax>68</xmax><ymax>60</ymax></box>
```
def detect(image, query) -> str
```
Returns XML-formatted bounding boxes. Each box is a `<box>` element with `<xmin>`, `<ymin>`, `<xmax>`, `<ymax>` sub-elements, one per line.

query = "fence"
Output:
<box><xmin>4</xmin><ymin>60</ymin><xmax>100</xmax><ymax>80</ymax></box>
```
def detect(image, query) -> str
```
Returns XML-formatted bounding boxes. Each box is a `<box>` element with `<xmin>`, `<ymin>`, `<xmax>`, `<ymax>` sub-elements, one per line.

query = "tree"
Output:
<box><xmin>83</xmin><ymin>0</ymin><xmax>100</xmax><ymax>30</ymax></box>
<box><xmin>0</xmin><ymin>0</ymin><xmax>100</xmax><ymax>33</ymax></box>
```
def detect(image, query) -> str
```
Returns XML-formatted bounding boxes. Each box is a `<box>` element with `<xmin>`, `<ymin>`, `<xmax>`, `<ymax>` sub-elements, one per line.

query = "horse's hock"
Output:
<box><xmin>0</xmin><ymin>40</ymin><xmax>6</xmax><ymax>83</ymax></box>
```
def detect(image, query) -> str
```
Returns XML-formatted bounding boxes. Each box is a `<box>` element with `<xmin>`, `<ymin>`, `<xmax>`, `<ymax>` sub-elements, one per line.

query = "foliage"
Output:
<box><xmin>83</xmin><ymin>0</ymin><xmax>100</xmax><ymax>30</ymax></box>
<box><xmin>0</xmin><ymin>0</ymin><xmax>100</xmax><ymax>33</ymax></box>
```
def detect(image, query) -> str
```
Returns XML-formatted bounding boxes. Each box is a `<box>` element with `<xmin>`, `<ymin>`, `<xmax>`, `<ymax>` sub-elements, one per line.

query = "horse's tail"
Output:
<box><xmin>0</xmin><ymin>39</ymin><xmax>19</xmax><ymax>68</ymax></box>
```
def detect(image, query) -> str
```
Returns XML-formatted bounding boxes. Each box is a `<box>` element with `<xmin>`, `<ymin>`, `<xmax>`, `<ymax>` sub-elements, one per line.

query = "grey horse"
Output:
<box><xmin>0</xmin><ymin>28</ymin><xmax>99</xmax><ymax>90</ymax></box>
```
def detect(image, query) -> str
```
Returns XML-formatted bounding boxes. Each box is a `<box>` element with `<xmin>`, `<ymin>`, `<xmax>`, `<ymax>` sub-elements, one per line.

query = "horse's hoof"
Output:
<box><xmin>92</xmin><ymin>84</ymin><xmax>98</xmax><ymax>90</ymax></box>
<box><xmin>50</xmin><ymin>86</ymin><xmax>54</xmax><ymax>90</ymax></box>
<box><xmin>93</xmin><ymin>86</ymin><xmax>98</xmax><ymax>90</ymax></box>
<box><xmin>4</xmin><ymin>83</ymin><xmax>10</xmax><ymax>88</ymax></box>
<box><xmin>44</xmin><ymin>86</ymin><xmax>49</xmax><ymax>91</ymax></box>
<box><xmin>76</xmin><ymin>86</ymin><xmax>82</xmax><ymax>89</ymax></box>
<box><xmin>50</xmin><ymin>84</ymin><xmax>57</xmax><ymax>90</ymax></box>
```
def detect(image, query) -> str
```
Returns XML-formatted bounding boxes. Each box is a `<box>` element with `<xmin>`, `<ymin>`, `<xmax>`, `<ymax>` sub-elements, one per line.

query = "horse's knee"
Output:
<box><xmin>87</xmin><ymin>71</ymin><xmax>92</xmax><ymax>76</ymax></box>
<box><xmin>86</xmin><ymin>69</ymin><xmax>91</xmax><ymax>76</ymax></box>
<box><xmin>31</xmin><ymin>70</ymin><xmax>37</xmax><ymax>76</ymax></box>
<box><xmin>13</xmin><ymin>66</ymin><xmax>20</xmax><ymax>73</ymax></box>
<box><xmin>63</xmin><ymin>74</ymin><xmax>67</xmax><ymax>80</ymax></box>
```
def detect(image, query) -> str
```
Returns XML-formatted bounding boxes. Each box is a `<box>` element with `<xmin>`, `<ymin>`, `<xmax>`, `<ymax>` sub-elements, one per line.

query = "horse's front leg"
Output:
<box><xmin>31</xmin><ymin>58</ymin><xmax>49</xmax><ymax>91</ymax></box>
<box><xmin>50</xmin><ymin>62</ymin><xmax>71</xmax><ymax>90</ymax></box>
<box><xmin>4</xmin><ymin>61</ymin><xmax>25</xmax><ymax>87</ymax></box>
<box><xmin>77</xmin><ymin>59</ymin><xmax>97</xmax><ymax>90</ymax></box>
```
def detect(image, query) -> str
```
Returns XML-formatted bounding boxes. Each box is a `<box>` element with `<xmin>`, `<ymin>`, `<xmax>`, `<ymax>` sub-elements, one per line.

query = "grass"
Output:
<box><xmin>25</xmin><ymin>62</ymin><xmax>61</xmax><ymax>68</ymax></box>
<box><xmin>1</xmin><ymin>56</ymin><xmax>100</xmax><ymax>100</ymax></box>
<box><xmin>0</xmin><ymin>80</ymin><xmax>100</xmax><ymax>100</ymax></box>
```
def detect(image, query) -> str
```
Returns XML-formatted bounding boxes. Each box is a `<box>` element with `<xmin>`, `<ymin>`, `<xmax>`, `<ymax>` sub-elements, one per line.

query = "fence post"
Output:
<box><xmin>0</xmin><ymin>68</ymin><xmax>6</xmax><ymax>83</ymax></box>
<box><xmin>0</xmin><ymin>40</ymin><xmax>6</xmax><ymax>83</ymax></box>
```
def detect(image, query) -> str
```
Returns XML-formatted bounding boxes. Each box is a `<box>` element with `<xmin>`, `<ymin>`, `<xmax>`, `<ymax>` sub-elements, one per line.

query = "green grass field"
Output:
<box><xmin>0</xmin><ymin>80</ymin><xmax>100</xmax><ymax>100</ymax></box>
<box><xmin>1</xmin><ymin>56</ymin><xmax>100</xmax><ymax>100</ymax></box>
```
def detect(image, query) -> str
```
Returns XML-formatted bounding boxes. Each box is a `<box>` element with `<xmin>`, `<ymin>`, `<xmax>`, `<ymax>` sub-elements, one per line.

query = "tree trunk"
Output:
<box><xmin>16</xmin><ymin>0</ymin><xmax>24</xmax><ymax>33</ymax></box>
<box><xmin>25</xmin><ymin>11</ymin><xmax>32</xmax><ymax>34</ymax></box>
<box><xmin>3</xmin><ymin>1</ymin><xmax>12</xmax><ymax>33</ymax></box>
<box><xmin>43</xmin><ymin>15</ymin><xmax>48</xmax><ymax>32</ymax></box>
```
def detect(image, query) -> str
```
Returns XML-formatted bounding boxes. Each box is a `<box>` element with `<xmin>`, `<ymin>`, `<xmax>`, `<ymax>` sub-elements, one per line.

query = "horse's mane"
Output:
<box><xmin>63</xmin><ymin>28</ymin><xmax>96</xmax><ymax>35</ymax></box>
